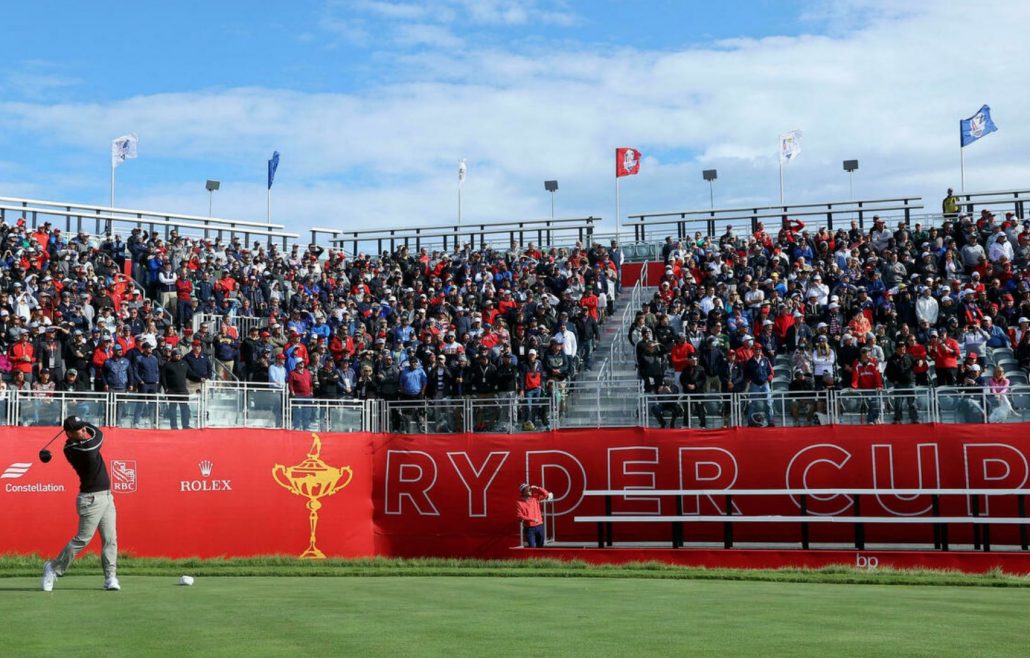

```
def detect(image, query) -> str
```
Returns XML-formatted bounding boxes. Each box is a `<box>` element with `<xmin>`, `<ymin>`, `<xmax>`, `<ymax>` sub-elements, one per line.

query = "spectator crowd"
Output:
<box><xmin>634</xmin><ymin>204</ymin><xmax>1030</xmax><ymax>427</ymax></box>
<box><xmin>0</xmin><ymin>215</ymin><xmax>622</xmax><ymax>430</ymax></box>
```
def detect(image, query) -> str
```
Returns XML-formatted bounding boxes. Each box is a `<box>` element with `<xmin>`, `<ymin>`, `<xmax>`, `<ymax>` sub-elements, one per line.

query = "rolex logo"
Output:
<box><xmin>180</xmin><ymin>459</ymin><xmax>231</xmax><ymax>493</ymax></box>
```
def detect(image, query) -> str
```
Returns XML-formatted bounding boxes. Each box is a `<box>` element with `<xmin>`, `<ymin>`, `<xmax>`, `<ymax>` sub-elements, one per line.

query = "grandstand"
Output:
<box><xmin>0</xmin><ymin>189</ymin><xmax>1027</xmax><ymax>433</ymax></box>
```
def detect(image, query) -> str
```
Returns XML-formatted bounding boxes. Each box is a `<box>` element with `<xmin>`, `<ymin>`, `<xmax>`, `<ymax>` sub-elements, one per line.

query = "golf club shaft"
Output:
<box><xmin>40</xmin><ymin>428</ymin><xmax>65</xmax><ymax>450</ymax></box>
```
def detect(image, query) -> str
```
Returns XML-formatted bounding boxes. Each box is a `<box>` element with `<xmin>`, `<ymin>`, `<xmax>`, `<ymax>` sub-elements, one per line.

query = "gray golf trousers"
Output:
<box><xmin>54</xmin><ymin>490</ymin><xmax>117</xmax><ymax>578</ymax></box>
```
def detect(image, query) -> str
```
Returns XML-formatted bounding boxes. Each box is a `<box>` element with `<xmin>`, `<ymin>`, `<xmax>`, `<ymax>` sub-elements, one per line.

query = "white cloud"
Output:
<box><xmin>3</xmin><ymin>2</ymin><xmax>1030</xmax><ymax>237</ymax></box>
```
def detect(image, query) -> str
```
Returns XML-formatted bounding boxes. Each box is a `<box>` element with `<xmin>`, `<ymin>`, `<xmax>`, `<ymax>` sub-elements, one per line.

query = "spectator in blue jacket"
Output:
<box><xmin>183</xmin><ymin>340</ymin><xmax>213</xmax><ymax>394</ymax></box>
<box><xmin>102</xmin><ymin>345</ymin><xmax>131</xmax><ymax>392</ymax></box>
<box><xmin>131</xmin><ymin>341</ymin><xmax>161</xmax><ymax>427</ymax></box>
<box><xmin>399</xmin><ymin>358</ymin><xmax>427</xmax><ymax>400</ymax></box>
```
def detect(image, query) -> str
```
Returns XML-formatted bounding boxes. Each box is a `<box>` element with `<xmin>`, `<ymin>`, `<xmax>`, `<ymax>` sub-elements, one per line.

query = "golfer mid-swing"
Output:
<box><xmin>41</xmin><ymin>416</ymin><xmax>119</xmax><ymax>592</ymax></box>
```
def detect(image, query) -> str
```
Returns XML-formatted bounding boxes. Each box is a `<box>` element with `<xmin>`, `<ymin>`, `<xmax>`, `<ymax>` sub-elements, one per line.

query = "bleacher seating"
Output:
<box><xmin>1</xmin><ymin>190</ymin><xmax>1028</xmax><ymax>431</ymax></box>
<box><xmin>0</xmin><ymin>211</ymin><xmax>622</xmax><ymax>432</ymax></box>
<box><xmin>631</xmin><ymin>204</ymin><xmax>1030</xmax><ymax>426</ymax></box>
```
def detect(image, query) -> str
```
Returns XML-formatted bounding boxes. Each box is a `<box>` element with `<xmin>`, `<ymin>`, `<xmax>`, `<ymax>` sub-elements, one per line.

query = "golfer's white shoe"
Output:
<box><xmin>104</xmin><ymin>576</ymin><xmax>121</xmax><ymax>591</ymax></box>
<box><xmin>41</xmin><ymin>561</ymin><xmax>56</xmax><ymax>592</ymax></box>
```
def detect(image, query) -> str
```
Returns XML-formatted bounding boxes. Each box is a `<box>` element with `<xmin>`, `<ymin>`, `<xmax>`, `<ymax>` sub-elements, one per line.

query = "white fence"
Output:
<box><xmin>2</xmin><ymin>385</ymin><xmax>1027</xmax><ymax>432</ymax></box>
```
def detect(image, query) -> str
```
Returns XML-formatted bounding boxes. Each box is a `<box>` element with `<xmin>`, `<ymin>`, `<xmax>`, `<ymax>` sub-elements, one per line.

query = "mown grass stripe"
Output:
<box><xmin>2</xmin><ymin>554</ymin><xmax>1029</xmax><ymax>587</ymax></box>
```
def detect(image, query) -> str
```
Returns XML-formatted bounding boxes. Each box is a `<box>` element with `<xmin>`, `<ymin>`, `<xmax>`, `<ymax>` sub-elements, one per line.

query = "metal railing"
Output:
<box><xmin>11</xmin><ymin>390</ymin><xmax>109</xmax><ymax>428</ymax></box>
<box><xmin>192</xmin><ymin>313</ymin><xmax>267</xmax><ymax>337</ymax></box>
<box><xmin>287</xmin><ymin>398</ymin><xmax>369</xmax><ymax>433</ymax></box>
<box><xmin>311</xmin><ymin>216</ymin><xmax>598</xmax><ymax>255</ymax></box>
<box><xmin>4</xmin><ymin>384</ymin><xmax>1027</xmax><ymax>431</ymax></box>
<box><xmin>627</xmin><ymin>196</ymin><xmax>924</xmax><ymax>241</ymax></box>
<box><xmin>562</xmin><ymin>379</ymin><xmax>643</xmax><ymax>428</ymax></box>
<box><xmin>950</xmin><ymin>188</ymin><xmax>1030</xmax><ymax>220</ymax></box>
<box><xmin>202</xmin><ymin>381</ymin><xmax>284</xmax><ymax>429</ymax></box>
<box><xmin>109</xmin><ymin>392</ymin><xmax>199</xmax><ymax>429</ymax></box>
<box><xmin>0</xmin><ymin>195</ymin><xmax>298</xmax><ymax>247</ymax></box>
<box><xmin>596</xmin><ymin>260</ymin><xmax>648</xmax><ymax>382</ymax></box>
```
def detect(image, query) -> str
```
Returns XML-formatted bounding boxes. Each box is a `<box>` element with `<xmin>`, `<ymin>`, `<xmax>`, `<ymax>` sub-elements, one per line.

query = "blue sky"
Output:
<box><xmin>0</xmin><ymin>1</ymin><xmax>1027</xmax><ymax>236</ymax></box>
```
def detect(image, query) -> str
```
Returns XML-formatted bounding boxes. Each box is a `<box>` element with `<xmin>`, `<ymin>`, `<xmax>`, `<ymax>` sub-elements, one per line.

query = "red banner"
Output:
<box><xmin>1</xmin><ymin>428</ymin><xmax>374</xmax><ymax>558</ymax></box>
<box><xmin>2</xmin><ymin>425</ymin><xmax>1029</xmax><ymax>559</ymax></box>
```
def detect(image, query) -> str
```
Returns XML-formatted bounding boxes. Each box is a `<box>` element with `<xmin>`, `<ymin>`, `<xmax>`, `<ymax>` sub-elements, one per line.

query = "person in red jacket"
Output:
<box><xmin>516</xmin><ymin>483</ymin><xmax>552</xmax><ymax>548</ymax></box>
<box><xmin>669</xmin><ymin>334</ymin><xmax>695</xmax><ymax>372</ymax></box>
<box><xmin>9</xmin><ymin>330</ymin><xmax>35</xmax><ymax>383</ymax></box>
<box><xmin>288</xmin><ymin>360</ymin><xmax>314</xmax><ymax>430</ymax></box>
<box><xmin>851</xmin><ymin>347</ymin><xmax>884</xmax><ymax>424</ymax></box>
<box><xmin>927</xmin><ymin>328</ymin><xmax>960</xmax><ymax>385</ymax></box>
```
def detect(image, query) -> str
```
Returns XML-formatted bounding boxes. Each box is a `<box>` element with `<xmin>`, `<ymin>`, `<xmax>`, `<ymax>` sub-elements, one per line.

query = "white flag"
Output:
<box><xmin>458</xmin><ymin>158</ymin><xmax>467</xmax><ymax>184</ymax></box>
<box><xmin>112</xmin><ymin>133</ymin><xmax>139</xmax><ymax>168</ymax></box>
<box><xmin>780</xmin><ymin>129</ymin><xmax>802</xmax><ymax>163</ymax></box>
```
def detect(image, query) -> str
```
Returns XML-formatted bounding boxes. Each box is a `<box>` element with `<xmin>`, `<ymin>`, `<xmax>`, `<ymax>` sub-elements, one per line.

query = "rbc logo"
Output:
<box><xmin>111</xmin><ymin>460</ymin><xmax>137</xmax><ymax>493</ymax></box>
<box><xmin>855</xmin><ymin>554</ymin><xmax>879</xmax><ymax>569</ymax></box>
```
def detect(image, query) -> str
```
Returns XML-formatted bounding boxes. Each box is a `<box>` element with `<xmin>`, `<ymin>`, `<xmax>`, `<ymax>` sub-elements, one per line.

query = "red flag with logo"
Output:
<box><xmin>616</xmin><ymin>147</ymin><xmax>642</xmax><ymax>177</ymax></box>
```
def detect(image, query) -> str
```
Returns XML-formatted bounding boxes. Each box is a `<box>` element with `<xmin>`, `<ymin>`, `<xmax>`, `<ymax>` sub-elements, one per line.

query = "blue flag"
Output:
<box><xmin>267</xmin><ymin>151</ymin><xmax>280</xmax><ymax>189</ymax></box>
<box><xmin>960</xmin><ymin>105</ymin><xmax>997</xmax><ymax>147</ymax></box>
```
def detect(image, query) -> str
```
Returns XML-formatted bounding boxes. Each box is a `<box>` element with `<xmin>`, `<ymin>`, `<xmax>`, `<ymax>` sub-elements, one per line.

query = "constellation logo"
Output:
<box><xmin>2</xmin><ymin>462</ymin><xmax>65</xmax><ymax>493</ymax></box>
<box><xmin>180</xmin><ymin>459</ymin><xmax>232</xmax><ymax>492</ymax></box>
<box><xmin>2</xmin><ymin>462</ymin><xmax>32</xmax><ymax>479</ymax></box>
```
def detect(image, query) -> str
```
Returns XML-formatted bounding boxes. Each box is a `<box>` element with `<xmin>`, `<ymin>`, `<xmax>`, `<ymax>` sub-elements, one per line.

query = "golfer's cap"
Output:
<box><xmin>63</xmin><ymin>416</ymin><xmax>88</xmax><ymax>432</ymax></box>
<box><xmin>113</xmin><ymin>344</ymin><xmax>124</xmax><ymax>351</ymax></box>
<box><xmin>966</xmin><ymin>352</ymin><xmax>978</xmax><ymax>359</ymax></box>
<box><xmin>970</xmin><ymin>364</ymin><xmax>981</xmax><ymax>372</ymax></box>
<box><xmin>519</xmin><ymin>483</ymin><xmax>531</xmax><ymax>493</ymax></box>
<box><xmin>276</xmin><ymin>353</ymin><xmax>286</xmax><ymax>360</ymax></box>
<box><xmin>1020</xmin><ymin>317</ymin><xmax>1030</xmax><ymax>324</ymax></box>
<box><xmin>528</xmin><ymin>349</ymin><xmax>537</xmax><ymax>355</ymax></box>
<box><xmin>929</xmin><ymin>329</ymin><xmax>939</xmax><ymax>336</ymax></box>
<box><xmin>66</xmin><ymin>368</ymin><xmax>78</xmax><ymax>376</ymax></box>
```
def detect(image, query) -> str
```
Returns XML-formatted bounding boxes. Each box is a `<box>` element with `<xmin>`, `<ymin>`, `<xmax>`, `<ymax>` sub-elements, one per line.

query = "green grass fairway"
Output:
<box><xmin>1</xmin><ymin>575</ymin><xmax>1028</xmax><ymax>656</ymax></box>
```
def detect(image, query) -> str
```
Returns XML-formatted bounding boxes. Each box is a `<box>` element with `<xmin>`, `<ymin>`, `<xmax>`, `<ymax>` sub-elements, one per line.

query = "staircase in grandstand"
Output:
<box><xmin>560</xmin><ymin>267</ymin><xmax>655</xmax><ymax>428</ymax></box>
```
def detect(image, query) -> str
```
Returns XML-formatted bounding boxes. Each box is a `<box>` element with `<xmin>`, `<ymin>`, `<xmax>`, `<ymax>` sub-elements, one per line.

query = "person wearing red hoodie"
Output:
<box><xmin>851</xmin><ymin>347</ymin><xmax>884</xmax><ymax>424</ymax></box>
<box><xmin>669</xmin><ymin>334</ymin><xmax>695</xmax><ymax>372</ymax></box>
<box><xmin>927</xmin><ymin>328</ymin><xmax>960</xmax><ymax>385</ymax></box>
<box><xmin>516</xmin><ymin>483</ymin><xmax>553</xmax><ymax>548</ymax></box>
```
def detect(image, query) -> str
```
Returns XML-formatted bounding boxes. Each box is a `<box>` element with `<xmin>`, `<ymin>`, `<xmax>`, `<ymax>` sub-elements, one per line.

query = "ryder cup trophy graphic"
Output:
<box><xmin>272</xmin><ymin>434</ymin><xmax>353</xmax><ymax>559</ymax></box>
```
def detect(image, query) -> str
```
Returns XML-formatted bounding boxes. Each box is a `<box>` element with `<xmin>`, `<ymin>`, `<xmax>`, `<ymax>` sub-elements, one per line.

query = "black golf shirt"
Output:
<box><xmin>63</xmin><ymin>425</ymin><xmax>111</xmax><ymax>493</ymax></box>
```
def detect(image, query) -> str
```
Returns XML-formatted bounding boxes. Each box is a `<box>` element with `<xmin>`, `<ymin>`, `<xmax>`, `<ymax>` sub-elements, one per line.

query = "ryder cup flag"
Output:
<box><xmin>458</xmin><ymin>158</ymin><xmax>467</xmax><ymax>183</ymax></box>
<box><xmin>111</xmin><ymin>133</ymin><xmax>138</xmax><ymax>168</ymax></box>
<box><xmin>960</xmin><ymin>105</ymin><xmax>998</xmax><ymax>147</ymax></box>
<box><xmin>780</xmin><ymin>130</ymin><xmax>802</xmax><ymax>162</ymax></box>
<box><xmin>267</xmin><ymin>151</ymin><xmax>280</xmax><ymax>189</ymax></box>
<box><xmin>616</xmin><ymin>147</ymin><xmax>641</xmax><ymax>177</ymax></box>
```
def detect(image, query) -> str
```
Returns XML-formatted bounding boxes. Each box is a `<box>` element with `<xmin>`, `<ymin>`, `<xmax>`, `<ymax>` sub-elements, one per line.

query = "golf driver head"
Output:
<box><xmin>39</xmin><ymin>449</ymin><xmax>52</xmax><ymax>464</ymax></box>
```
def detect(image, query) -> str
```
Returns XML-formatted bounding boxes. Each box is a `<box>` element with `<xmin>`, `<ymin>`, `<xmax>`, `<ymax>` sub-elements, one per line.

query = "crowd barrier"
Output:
<box><xmin>3</xmin><ymin>425</ymin><xmax>1029</xmax><ymax>561</ymax></box>
<box><xmin>0</xmin><ymin>384</ymin><xmax>1027</xmax><ymax>432</ymax></box>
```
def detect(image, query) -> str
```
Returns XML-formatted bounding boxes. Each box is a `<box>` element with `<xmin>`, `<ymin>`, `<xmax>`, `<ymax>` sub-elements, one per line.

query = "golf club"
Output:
<box><xmin>38</xmin><ymin>428</ymin><xmax>66</xmax><ymax>464</ymax></box>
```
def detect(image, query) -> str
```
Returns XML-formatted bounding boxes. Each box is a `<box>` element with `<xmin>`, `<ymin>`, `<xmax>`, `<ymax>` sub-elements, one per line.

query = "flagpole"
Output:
<box><xmin>615</xmin><ymin>175</ymin><xmax>621</xmax><ymax>243</ymax></box>
<box><xmin>267</xmin><ymin>187</ymin><xmax>271</xmax><ymax>227</ymax></box>
<box><xmin>458</xmin><ymin>181</ymin><xmax>463</xmax><ymax>227</ymax></box>
<box><xmin>955</xmin><ymin>123</ymin><xmax>964</xmax><ymax>195</ymax></box>
<box><xmin>111</xmin><ymin>163</ymin><xmax>115</xmax><ymax>208</ymax></box>
<box><xmin>774</xmin><ymin>144</ymin><xmax>782</xmax><ymax>205</ymax></box>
